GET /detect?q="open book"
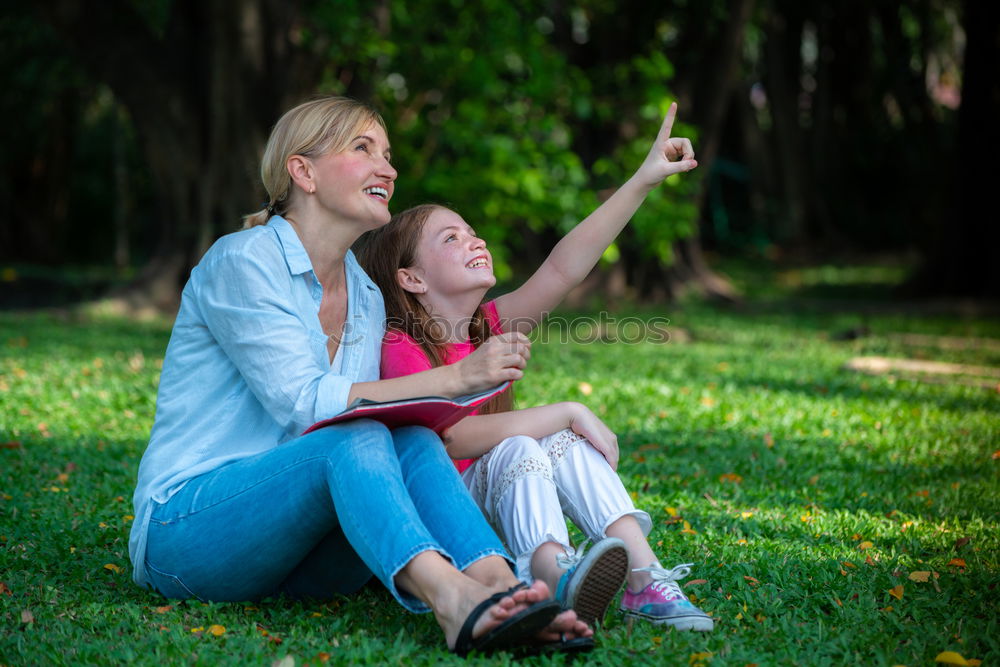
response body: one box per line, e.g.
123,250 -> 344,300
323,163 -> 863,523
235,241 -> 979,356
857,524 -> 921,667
303,381 -> 511,435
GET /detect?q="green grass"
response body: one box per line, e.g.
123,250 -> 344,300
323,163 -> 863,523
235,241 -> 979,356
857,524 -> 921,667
1,282 -> 998,665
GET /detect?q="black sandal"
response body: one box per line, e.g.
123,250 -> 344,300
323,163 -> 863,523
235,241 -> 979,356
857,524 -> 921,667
451,585 -> 561,657
518,633 -> 597,657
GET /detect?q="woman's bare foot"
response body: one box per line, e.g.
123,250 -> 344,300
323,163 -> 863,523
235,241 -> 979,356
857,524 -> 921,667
435,579 -> 548,650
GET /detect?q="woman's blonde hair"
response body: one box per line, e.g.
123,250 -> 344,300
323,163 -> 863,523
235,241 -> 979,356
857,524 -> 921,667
243,96 -> 387,228
356,204 -> 514,415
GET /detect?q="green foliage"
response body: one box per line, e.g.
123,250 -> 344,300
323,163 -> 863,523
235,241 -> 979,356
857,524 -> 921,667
2,272 -> 998,664
325,0 -> 696,279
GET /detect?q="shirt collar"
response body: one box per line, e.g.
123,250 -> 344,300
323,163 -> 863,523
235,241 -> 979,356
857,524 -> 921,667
268,216 -> 314,277
268,215 -> 380,295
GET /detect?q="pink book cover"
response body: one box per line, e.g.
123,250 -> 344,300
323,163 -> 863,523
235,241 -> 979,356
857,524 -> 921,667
302,381 -> 511,435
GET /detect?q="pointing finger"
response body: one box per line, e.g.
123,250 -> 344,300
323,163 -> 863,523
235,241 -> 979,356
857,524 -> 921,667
656,102 -> 678,143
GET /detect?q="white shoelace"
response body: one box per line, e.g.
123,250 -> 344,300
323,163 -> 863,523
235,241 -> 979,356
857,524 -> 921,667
555,538 -> 593,571
631,562 -> 693,600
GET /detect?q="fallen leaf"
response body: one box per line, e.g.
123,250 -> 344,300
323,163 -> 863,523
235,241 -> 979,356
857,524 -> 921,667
578,382 -> 593,396
842,561 -> 857,568
740,511 -> 754,519
207,624 -> 225,636
665,506 -> 679,517
1,441 -> 23,449
858,541 -> 874,550
687,579 -> 708,586
881,605 -> 893,612
191,626 -> 204,634
954,537 -> 971,550
700,396 -> 716,407
909,571 -> 933,582
315,653 -> 330,663
809,474 -> 820,485
888,585 -> 904,600
948,558 -> 967,568
764,433 -> 774,448
153,605 -> 172,614
743,575 -> 760,586
689,652 -> 712,665
865,555 -> 876,566
0,582 -> 11,596
719,472 -> 743,484
834,597 -> 843,607
935,651 -> 972,665
20,609 -> 34,624
680,520 -> 698,535
103,563 -> 122,574
839,569 -> 848,576
736,538 -> 748,545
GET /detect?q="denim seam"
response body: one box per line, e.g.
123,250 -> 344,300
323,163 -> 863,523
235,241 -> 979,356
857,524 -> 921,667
384,543 -> 448,613
152,455 -> 343,523
452,546 -> 514,574
144,558 -> 203,602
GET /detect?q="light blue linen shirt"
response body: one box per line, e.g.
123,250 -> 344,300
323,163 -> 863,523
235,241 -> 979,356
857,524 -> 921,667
129,216 -> 384,587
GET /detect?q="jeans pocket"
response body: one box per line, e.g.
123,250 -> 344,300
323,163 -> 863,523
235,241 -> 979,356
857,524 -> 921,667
145,560 -> 201,601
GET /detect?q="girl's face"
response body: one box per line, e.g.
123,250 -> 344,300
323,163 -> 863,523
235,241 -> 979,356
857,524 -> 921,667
309,122 -> 397,229
405,208 -> 496,299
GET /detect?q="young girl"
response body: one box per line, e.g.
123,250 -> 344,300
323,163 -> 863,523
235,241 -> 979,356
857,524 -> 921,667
358,104 -> 713,632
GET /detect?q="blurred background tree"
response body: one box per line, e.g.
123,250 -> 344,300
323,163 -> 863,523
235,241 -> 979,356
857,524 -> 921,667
1,0 -> 993,311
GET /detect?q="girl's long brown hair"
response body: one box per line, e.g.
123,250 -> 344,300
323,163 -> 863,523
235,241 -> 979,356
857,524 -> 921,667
357,204 -> 513,415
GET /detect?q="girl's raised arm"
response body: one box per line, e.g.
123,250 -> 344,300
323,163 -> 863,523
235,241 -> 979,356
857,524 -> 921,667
493,103 -> 696,334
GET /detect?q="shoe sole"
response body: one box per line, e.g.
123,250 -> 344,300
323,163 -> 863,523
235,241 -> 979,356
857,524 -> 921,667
622,609 -> 715,632
564,539 -> 629,628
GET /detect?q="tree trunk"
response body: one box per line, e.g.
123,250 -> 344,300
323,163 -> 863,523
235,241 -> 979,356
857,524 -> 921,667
38,0 -> 326,313
910,0 -> 1000,296
662,0 -> 754,302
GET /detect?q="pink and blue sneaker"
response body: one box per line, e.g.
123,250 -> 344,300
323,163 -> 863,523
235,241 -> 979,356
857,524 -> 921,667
620,562 -> 715,631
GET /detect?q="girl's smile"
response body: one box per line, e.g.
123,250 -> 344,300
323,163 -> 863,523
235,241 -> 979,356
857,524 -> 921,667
408,207 -> 497,298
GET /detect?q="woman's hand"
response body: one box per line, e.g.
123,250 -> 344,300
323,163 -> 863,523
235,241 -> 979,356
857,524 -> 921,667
454,332 -> 532,394
632,102 -> 697,190
566,402 -> 620,471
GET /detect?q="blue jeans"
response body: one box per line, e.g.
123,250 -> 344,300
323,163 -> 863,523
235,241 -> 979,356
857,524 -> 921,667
143,421 -> 509,612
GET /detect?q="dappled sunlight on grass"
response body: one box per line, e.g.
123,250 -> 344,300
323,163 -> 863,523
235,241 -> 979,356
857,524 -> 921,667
1,301 -> 997,664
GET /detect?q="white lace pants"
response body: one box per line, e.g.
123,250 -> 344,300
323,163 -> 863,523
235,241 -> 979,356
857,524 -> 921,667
460,428 -> 652,582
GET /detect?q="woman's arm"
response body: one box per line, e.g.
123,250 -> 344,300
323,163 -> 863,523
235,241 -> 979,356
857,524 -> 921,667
493,103 -> 696,334
443,402 -> 620,470
352,330 -> 532,404
197,247 -> 530,433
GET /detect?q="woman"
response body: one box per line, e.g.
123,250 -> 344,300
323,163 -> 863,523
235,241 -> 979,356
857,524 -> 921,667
127,96 -> 589,656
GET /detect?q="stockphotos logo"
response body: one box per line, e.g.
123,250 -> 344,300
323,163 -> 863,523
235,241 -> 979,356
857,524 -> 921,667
334,313 -> 673,346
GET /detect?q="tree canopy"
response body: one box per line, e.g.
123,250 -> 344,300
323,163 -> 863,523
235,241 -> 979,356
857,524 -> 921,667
1,0 -> 992,308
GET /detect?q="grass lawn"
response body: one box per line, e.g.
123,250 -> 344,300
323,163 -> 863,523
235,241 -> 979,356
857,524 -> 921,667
1,269 -> 998,665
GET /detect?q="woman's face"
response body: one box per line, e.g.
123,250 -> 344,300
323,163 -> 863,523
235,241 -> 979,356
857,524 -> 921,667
409,208 -> 496,298
310,122 -> 397,229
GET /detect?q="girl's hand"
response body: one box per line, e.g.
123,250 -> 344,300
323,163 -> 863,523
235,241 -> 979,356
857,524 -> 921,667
455,332 -> 531,393
633,102 -> 697,190
566,402 -> 620,471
